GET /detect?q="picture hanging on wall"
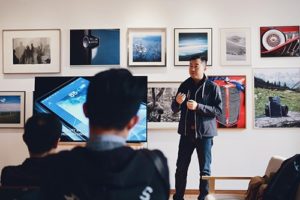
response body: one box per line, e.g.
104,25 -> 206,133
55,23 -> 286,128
208,76 -> 246,128
147,82 -> 180,128
0,91 -> 25,128
127,28 -> 166,67
260,26 -> 300,57
70,29 -> 120,66
220,28 -> 251,66
254,68 -> 300,128
2,29 -> 60,74
174,28 -> 212,66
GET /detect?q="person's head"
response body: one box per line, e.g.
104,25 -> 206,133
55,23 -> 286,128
189,55 -> 207,81
83,69 -> 145,137
23,114 -> 62,157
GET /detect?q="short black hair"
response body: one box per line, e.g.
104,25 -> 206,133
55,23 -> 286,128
85,69 -> 145,130
23,114 -> 62,154
189,55 -> 207,63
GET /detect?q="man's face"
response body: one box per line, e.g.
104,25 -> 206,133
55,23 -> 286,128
189,58 -> 206,80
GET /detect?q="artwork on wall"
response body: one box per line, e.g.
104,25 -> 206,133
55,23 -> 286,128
174,28 -> 212,66
260,26 -> 300,57
70,29 -> 120,65
208,76 -> 246,128
254,68 -> 300,128
147,82 -> 180,128
220,28 -> 251,66
0,91 -> 25,128
2,29 -> 60,73
127,28 -> 166,67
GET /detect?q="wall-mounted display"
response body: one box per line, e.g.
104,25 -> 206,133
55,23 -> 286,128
2,29 -> 60,74
220,28 -> 251,66
0,91 -> 25,128
127,28 -> 166,67
260,26 -> 300,57
254,68 -> 300,128
34,76 -> 147,142
70,29 -> 120,65
174,28 -> 212,66
209,76 -> 246,128
147,82 -> 180,128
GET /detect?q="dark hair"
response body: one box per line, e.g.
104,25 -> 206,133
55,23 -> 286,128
85,68 -> 144,130
189,55 -> 207,63
23,114 -> 62,154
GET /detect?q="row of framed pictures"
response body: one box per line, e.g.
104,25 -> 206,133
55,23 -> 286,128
2,26 -> 299,73
1,67 -> 299,129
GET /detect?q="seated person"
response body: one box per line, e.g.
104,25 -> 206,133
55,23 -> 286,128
41,69 -> 170,200
1,114 -> 62,186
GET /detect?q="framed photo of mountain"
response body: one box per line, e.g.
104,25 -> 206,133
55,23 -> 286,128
174,28 -> 212,66
220,28 -> 251,66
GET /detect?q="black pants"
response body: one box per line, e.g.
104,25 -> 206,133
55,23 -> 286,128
173,135 -> 213,200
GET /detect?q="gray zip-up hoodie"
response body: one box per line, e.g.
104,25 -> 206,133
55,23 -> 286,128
171,75 -> 222,138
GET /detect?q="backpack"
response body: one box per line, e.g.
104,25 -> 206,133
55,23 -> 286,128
42,149 -> 170,200
265,96 -> 289,117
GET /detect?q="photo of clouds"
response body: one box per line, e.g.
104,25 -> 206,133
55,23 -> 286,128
0,96 -> 21,124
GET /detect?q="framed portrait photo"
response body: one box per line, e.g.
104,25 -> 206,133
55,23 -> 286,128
174,28 -> 212,66
2,29 -> 61,74
127,28 -> 166,67
220,28 -> 251,66
253,67 -> 300,128
147,82 -> 180,129
0,91 -> 25,128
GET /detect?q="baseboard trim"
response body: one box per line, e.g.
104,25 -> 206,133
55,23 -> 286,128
170,189 -> 246,195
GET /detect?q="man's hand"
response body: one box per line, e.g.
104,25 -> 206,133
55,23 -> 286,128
187,100 -> 198,110
176,92 -> 186,105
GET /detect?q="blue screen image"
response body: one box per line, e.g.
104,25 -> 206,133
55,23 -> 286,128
37,77 -> 146,142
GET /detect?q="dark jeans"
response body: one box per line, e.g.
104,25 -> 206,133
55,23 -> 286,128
173,135 -> 213,200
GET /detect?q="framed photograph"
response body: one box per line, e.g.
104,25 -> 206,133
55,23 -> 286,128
2,29 -> 60,74
254,68 -> 300,128
127,28 -> 166,67
220,28 -> 251,65
147,82 -> 180,129
0,91 -> 25,128
208,76 -> 246,128
260,26 -> 299,57
174,28 -> 212,66
70,29 -> 120,66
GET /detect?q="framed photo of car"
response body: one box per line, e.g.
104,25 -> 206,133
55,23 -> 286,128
260,26 -> 300,57
2,29 -> 61,74
0,91 -> 25,128
220,28 -> 251,66
174,28 -> 212,66
127,28 -> 166,67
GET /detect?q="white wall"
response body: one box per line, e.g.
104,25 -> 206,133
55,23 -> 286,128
0,0 -> 299,190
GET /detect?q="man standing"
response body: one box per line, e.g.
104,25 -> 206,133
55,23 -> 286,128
172,56 -> 222,200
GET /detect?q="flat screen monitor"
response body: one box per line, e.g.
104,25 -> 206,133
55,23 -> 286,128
34,76 -> 147,143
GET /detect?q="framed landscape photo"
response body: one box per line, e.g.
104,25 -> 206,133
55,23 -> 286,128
127,28 -> 166,67
220,28 -> 251,66
2,29 -> 61,74
260,26 -> 300,57
254,68 -> 300,128
174,28 -> 212,66
208,76 -> 246,128
147,82 -> 180,129
0,91 -> 25,128
70,29 -> 120,66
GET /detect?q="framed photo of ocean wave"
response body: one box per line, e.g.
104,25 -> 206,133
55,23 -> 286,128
220,28 -> 251,66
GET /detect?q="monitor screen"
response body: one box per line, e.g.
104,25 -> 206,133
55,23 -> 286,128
34,76 -> 147,143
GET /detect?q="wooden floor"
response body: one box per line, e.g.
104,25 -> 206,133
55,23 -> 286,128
169,195 -> 198,200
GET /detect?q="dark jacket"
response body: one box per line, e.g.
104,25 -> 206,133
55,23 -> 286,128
41,146 -> 170,200
171,75 -> 222,138
1,158 -> 44,186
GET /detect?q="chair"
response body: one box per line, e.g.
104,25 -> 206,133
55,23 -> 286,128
203,155 -> 287,200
